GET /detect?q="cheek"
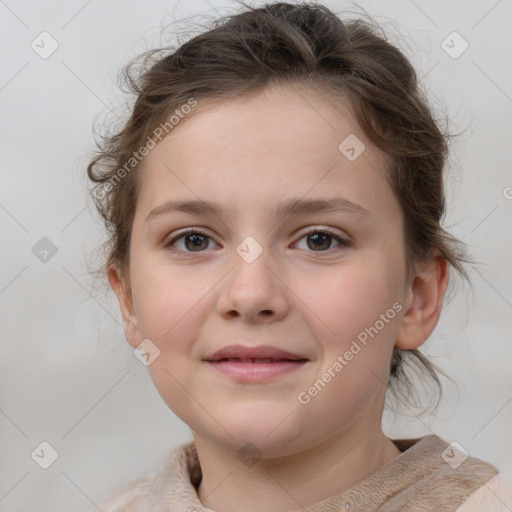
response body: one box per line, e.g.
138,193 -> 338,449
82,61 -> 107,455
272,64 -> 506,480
130,253 -> 206,339
294,269 -> 402,425
303,259 -> 402,341
130,264 -> 211,425
301,256 -> 404,395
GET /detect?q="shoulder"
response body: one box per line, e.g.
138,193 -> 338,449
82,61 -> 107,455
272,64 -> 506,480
455,474 -> 512,512
381,435 -> 501,510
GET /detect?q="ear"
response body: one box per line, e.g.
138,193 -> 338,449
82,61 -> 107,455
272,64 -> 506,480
107,265 -> 140,349
395,255 -> 449,350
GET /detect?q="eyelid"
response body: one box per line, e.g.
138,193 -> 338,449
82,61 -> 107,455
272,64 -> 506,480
163,227 -> 216,249
297,225 -> 351,241
293,226 -> 352,254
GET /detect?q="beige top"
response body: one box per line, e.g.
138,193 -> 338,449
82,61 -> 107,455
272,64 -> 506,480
92,435 -> 512,511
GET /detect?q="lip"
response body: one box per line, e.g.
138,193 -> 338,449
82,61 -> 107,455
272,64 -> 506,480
206,360 -> 308,381
203,344 -> 309,382
204,344 -> 307,362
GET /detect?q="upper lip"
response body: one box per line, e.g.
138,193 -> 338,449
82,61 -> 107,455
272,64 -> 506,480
204,344 -> 308,362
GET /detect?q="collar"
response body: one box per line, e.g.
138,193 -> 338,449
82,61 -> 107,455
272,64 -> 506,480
137,435 -> 498,512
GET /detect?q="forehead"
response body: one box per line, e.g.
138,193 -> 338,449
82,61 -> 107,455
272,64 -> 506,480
136,84 -> 398,223
152,85 -> 368,163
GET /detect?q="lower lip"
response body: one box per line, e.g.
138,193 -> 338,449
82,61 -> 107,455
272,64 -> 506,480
205,360 -> 308,381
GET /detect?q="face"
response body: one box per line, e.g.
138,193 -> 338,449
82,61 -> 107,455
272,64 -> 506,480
113,85 -> 416,457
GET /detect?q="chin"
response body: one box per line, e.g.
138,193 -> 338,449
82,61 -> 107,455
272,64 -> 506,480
202,408 -> 307,456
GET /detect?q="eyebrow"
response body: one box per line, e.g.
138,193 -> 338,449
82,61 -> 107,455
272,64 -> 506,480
145,197 -> 376,224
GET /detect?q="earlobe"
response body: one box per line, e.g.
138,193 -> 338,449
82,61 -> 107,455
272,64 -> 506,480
107,266 -> 140,348
395,256 -> 449,350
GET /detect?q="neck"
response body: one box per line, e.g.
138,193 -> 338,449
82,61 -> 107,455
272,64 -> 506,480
193,425 -> 401,512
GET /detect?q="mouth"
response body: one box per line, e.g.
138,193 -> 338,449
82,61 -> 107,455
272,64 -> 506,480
204,344 -> 307,362
210,357 -> 307,363
205,359 -> 309,381
203,345 -> 309,382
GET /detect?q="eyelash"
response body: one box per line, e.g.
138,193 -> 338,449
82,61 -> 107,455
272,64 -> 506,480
164,227 -> 352,256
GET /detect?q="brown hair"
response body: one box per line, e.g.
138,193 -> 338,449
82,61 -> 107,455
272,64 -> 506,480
86,1 -> 468,412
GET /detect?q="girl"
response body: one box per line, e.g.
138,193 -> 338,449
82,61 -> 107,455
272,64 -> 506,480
86,2 -> 511,510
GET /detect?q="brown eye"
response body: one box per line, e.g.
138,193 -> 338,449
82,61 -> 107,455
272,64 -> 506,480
295,229 -> 351,254
306,232 -> 333,251
165,230 -> 215,253
183,233 -> 210,251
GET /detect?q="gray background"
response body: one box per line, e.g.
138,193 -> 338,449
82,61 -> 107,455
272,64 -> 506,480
0,0 -> 511,510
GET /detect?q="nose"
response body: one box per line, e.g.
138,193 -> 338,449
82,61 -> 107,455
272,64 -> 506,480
216,242 -> 289,324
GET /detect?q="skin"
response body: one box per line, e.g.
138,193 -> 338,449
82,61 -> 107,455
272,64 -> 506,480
108,84 -> 448,512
